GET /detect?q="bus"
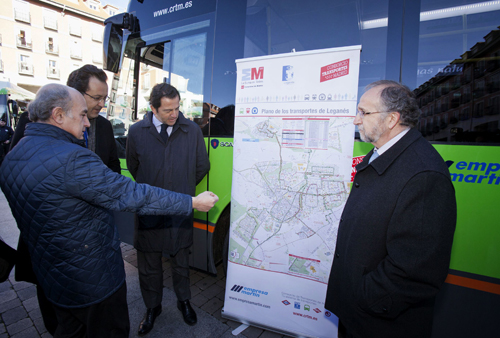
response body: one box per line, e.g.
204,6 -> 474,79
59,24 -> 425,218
102,1 -> 499,337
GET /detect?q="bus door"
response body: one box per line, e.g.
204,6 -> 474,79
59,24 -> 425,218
109,23 -> 217,272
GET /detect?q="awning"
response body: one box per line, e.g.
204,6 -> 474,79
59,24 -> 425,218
0,81 -> 36,101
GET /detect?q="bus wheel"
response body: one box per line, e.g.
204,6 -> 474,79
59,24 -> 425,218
212,205 -> 230,275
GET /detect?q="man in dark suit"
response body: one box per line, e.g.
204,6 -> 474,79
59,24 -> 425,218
325,80 -> 457,338
126,83 -> 210,336
67,64 -> 121,173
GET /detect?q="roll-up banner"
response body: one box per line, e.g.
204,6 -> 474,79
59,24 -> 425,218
223,46 -> 361,337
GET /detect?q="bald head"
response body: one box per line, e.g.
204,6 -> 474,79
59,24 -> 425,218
29,84 -> 76,122
28,83 -> 89,139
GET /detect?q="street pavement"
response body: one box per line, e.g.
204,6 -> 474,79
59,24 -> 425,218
0,191 -> 290,338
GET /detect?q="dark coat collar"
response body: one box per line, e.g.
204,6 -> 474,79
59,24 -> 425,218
356,128 -> 421,175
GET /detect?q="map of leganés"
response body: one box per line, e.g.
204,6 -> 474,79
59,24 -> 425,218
229,116 -> 355,283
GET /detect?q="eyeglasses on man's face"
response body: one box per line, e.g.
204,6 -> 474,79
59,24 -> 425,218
83,92 -> 109,103
356,109 -> 385,119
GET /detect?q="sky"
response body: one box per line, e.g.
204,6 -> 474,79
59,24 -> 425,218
101,0 -> 130,11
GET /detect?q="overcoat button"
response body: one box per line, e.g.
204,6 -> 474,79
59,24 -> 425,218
355,183 -> 360,188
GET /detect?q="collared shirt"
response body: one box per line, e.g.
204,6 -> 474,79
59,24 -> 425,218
152,114 -> 173,136
374,127 -> 410,155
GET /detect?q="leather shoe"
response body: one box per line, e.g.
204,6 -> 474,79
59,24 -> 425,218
138,304 -> 162,336
177,300 -> 197,326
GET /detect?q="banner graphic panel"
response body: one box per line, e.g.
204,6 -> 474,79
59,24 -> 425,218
223,46 -> 361,337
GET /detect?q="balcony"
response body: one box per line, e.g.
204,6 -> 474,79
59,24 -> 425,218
70,50 -> 82,60
18,62 -> 34,75
16,37 -> 32,50
46,42 -> 59,55
44,17 -> 58,31
92,30 -> 103,42
92,54 -> 102,64
47,67 -> 60,79
14,8 -> 30,23
69,25 -> 82,37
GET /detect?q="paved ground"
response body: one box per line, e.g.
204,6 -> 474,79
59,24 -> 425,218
0,191 -> 292,338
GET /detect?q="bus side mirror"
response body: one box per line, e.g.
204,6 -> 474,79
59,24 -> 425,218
103,13 -> 140,73
103,23 -> 123,73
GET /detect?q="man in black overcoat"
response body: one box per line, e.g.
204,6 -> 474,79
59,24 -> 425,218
67,65 -> 121,173
325,80 -> 457,338
126,83 -> 210,335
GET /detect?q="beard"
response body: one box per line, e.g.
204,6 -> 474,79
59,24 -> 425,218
358,120 -> 386,144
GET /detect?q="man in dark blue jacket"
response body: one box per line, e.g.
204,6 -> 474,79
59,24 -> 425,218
0,83 -> 218,338
126,83 -> 210,335
325,80 -> 456,338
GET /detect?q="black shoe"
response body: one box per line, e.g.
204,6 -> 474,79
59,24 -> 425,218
177,300 -> 197,326
138,304 -> 162,336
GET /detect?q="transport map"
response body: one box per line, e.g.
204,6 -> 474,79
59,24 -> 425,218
229,116 -> 354,283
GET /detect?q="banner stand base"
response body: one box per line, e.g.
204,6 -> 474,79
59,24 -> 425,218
221,308 -> 311,337
232,324 -> 249,336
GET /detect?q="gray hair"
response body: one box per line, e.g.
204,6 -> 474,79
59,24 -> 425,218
28,84 -> 73,122
367,80 -> 420,128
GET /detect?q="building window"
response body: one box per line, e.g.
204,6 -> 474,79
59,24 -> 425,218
69,17 -> 82,37
43,9 -> 58,30
92,48 -> 102,64
70,40 -> 82,59
14,0 -> 30,23
16,29 -> 32,49
47,60 -> 60,79
46,36 -> 59,55
91,24 -> 103,42
18,54 -> 33,75
143,73 -> 150,90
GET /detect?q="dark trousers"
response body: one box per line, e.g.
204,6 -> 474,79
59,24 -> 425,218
52,282 -> 130,338
137,247 -> 191,309
36,286 -> 58,335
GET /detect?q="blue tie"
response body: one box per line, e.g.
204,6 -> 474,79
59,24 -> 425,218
369,150 -> 379,164
83,129 -> 88,148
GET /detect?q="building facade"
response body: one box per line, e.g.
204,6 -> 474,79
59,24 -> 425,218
0,0 -> 120,95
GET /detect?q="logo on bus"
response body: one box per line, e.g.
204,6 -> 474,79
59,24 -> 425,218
242,67 -> 264,81
447,160 -> 500,185
211,139 -> 233,149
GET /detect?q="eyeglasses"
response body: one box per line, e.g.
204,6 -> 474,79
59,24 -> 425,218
83,92 -> 109,103
356,110 -> 385,119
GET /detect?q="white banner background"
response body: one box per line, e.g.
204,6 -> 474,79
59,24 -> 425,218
223,46 -> 361,337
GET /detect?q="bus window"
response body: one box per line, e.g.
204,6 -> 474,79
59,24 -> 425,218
109,31 -> 209,151
415,0 -> 500,144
